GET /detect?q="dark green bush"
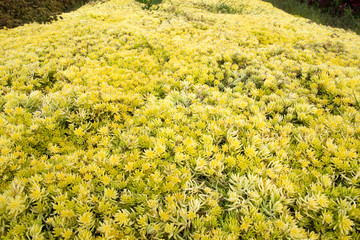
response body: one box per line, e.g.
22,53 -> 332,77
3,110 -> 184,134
135,0 -> 162,10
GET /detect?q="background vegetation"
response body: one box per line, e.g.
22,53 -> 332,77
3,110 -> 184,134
302,0 -> 360,15
135,0 -> 162,10
0,0 -> 88,28
264,0 -> 360,34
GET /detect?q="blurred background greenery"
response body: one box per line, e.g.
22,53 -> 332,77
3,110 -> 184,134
0,0 -> 89,28
263,0 -> 360,34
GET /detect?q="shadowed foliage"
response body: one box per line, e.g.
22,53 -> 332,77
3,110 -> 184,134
263,0 -> 360,34
135,0 -> 162,10
0,0 -> 89,29
302,0 -> 360,15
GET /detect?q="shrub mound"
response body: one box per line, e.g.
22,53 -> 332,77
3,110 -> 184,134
0,0 -> 360,239
0,0 -> 86,28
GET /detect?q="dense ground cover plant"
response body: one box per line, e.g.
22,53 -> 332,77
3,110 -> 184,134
196,0 -> 247,14
0,0 -> 360,239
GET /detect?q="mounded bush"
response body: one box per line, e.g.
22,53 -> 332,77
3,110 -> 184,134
0,0 -> 360,239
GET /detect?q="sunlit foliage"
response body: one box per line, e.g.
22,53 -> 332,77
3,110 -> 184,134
0,0 -> 360,239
